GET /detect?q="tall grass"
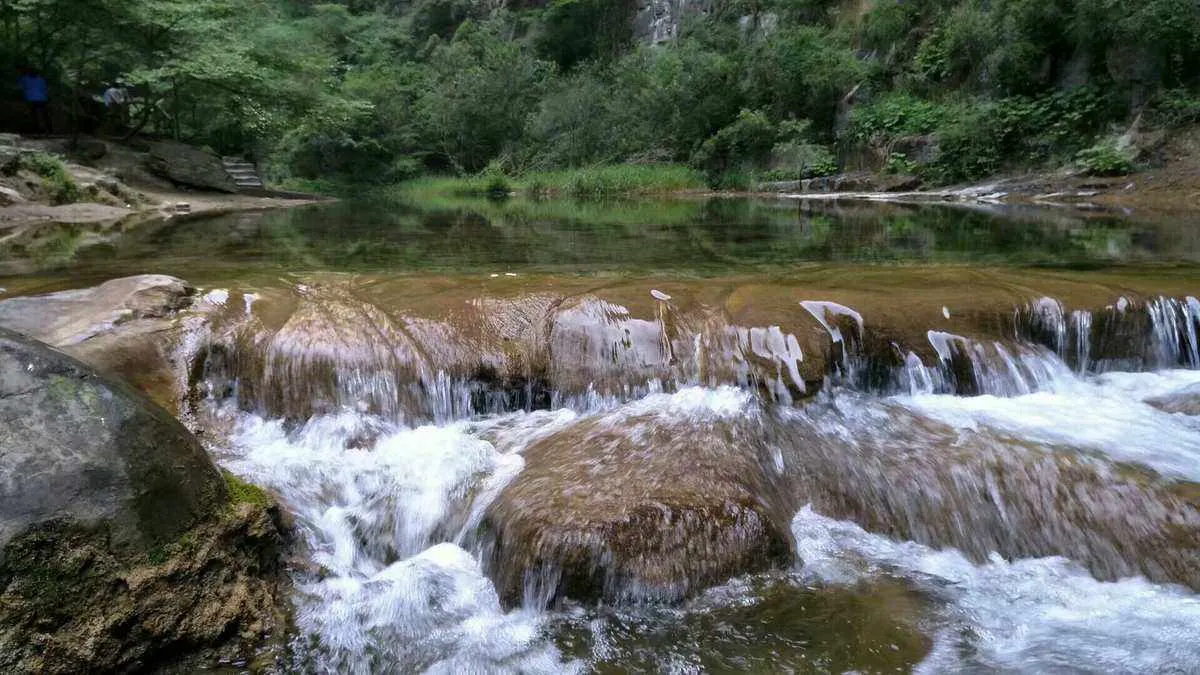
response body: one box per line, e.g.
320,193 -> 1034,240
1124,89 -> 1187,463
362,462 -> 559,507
399,163 -> 705,200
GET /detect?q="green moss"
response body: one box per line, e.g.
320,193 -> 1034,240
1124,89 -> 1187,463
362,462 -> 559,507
222,470 -> 273,510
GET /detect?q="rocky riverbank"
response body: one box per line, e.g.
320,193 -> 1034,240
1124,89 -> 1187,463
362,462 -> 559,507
0,134 -> 324,275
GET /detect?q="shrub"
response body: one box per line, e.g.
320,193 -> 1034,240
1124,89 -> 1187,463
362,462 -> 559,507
770,141 -> 839,178
1150,89 -> 1200,127
693,109 -> 778,175
20,153 -> 82,205
883,152 -> 920,175
1076,142 -> 1135,176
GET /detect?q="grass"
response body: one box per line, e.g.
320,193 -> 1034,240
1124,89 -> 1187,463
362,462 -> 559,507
17,152 -> 82,205
399,163 -> 706,200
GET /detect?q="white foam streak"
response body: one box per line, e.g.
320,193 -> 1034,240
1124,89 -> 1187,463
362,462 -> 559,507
897,370 -> 1200,480
792,506 -> 1200,673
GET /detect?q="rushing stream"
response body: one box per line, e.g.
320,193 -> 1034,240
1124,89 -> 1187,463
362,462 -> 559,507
5,196 -> 1200,672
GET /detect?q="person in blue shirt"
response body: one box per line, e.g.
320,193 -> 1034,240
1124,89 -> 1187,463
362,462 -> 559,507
16,67 -> 51,134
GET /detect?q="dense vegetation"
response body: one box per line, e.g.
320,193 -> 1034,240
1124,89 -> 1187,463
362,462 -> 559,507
6,0 -> 1200,188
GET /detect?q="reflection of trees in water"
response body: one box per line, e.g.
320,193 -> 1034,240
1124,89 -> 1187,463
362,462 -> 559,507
235,199 -> 1172,269
13,197 -> 1188,278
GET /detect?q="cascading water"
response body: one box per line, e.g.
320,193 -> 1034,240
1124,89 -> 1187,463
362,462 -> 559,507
188,284 -> 1200,672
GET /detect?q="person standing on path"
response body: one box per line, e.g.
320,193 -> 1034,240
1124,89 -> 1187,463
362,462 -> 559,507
16,67 -> 51,134
103,83 -> 129,129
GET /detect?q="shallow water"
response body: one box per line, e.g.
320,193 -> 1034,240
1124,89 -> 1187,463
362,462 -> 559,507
5,195 -> 1200,672
4,195 -> 1200,285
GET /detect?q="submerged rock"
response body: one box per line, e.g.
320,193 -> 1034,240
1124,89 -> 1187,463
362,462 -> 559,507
1147,384 -> 1200,415
0,329 -> 287,673
484,396 -> 792,607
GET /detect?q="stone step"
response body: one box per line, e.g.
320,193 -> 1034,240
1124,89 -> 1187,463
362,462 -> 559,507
234,179 -> 264,187
226,168 -> 259,178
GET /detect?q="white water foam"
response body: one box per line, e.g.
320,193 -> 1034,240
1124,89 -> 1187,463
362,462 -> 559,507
896,369 -> 1200,481
212,386 -> 758,672
214,409 -> 576,672
792,506 -> 1200,673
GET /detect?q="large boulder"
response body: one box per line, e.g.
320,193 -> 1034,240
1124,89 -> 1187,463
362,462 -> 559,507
0,275 -> 196,411
483,393 -> 792,607
0,328 -> 287,673
146,141 -> 237,193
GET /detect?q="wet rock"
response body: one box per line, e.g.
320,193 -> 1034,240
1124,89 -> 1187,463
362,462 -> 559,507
0,185 -> 24,206
877,173 -> 923,192
484,400 -> 792,607
775,398 -> 1200,591
1147,384 -> 1200,415
0,274 -> 193,346
0,275 -> 196,411
146,141 -> 237,193
0,329 -> 288,673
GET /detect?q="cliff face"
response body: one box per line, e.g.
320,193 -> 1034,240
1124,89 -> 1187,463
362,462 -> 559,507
633,0 -> 713,43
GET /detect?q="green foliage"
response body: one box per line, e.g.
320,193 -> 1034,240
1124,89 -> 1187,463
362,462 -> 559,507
768,140 -> 839,179
845,86 -> 1115,182
12,0 -> 1200,188
400,164 -> 704,199
1150,89 -> 1200,127
883,153 -> 919,175
416,20 -> 554,172
20,153 -> 82,205
844,94 -> 949,144
742,26 -> 866,131
534,0 -> 638,70
1076,142 -> 1135,176
694,109 -> 779,176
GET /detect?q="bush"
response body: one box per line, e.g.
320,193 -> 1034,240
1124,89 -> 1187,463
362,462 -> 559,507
769,140 -> 839,178
883,152 -> 920,175
20,153 -> 82,205
693,109 -> 778,175
1150,89 -> 1200,127
1076,142 -> 1135,176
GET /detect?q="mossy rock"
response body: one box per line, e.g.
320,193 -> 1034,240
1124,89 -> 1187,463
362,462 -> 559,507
0,328 -> 289,673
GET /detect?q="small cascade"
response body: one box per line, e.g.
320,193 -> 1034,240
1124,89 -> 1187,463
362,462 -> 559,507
1146,295 -> 1200,369
1069,309 -> 1092,374
182,278 -> 1200,673
185,282 -> 1200,426
1014,294 -> 1200,374
1026,297 -> 1068,355
800,300 -> 864,373
904,331 -> 1072,397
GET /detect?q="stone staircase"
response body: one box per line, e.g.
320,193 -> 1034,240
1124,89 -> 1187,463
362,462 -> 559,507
222,156 -> 263,190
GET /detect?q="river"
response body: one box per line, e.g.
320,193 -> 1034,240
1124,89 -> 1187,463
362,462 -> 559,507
3,195 -> 1199,672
